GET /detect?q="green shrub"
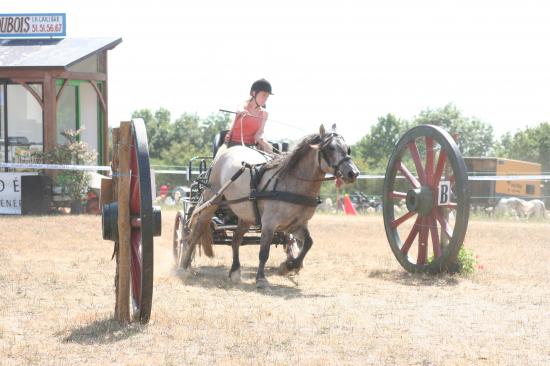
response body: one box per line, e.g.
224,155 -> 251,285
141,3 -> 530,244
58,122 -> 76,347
454,246 -> 477,274
34,128 -> 97,212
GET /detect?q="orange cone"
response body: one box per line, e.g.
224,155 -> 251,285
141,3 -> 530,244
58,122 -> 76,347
343,194 -> 357,215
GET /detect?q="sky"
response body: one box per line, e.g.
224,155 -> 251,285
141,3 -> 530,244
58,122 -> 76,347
5,0 -> 550,144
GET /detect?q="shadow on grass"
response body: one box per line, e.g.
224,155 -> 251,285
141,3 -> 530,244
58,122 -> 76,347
175,264 -> 331,299
368,269 -> 460,287
58,317 -> 144,345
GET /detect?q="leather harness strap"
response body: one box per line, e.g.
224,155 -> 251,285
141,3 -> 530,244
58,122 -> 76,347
221,162 -> 320,225
219,133 -> 351,225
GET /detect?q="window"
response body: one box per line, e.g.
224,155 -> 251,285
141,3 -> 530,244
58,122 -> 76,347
56,84 -> 77,144
55,80 -> 103,163
6,84 -> 43,163
79,82 -> 99,154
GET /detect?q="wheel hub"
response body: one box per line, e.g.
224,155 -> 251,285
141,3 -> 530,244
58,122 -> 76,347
406,186 -> 434,216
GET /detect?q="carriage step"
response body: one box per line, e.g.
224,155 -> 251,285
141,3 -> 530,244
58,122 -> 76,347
212,224 -> 238,230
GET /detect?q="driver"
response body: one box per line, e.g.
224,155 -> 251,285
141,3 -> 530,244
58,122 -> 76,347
221,79 -> 274,155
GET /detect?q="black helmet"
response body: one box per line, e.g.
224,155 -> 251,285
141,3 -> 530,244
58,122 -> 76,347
250,79 -> 273,96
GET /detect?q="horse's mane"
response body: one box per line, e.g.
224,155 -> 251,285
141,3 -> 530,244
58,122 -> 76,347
265,133 -> 321,177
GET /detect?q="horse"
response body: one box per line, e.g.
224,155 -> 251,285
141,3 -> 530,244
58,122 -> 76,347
517,199 -> 547,219
495,197 -> 547,219
179,125 -> 360,288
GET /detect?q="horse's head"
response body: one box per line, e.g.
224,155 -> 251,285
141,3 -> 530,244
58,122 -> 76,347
311,124 -> 360,183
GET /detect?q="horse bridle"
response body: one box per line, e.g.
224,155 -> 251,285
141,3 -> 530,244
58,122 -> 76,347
317,133 -> 352,178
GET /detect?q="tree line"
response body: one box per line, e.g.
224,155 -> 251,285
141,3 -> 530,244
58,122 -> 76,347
131,104 -> 549,196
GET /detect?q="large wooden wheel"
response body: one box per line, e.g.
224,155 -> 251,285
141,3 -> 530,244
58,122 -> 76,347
102,119 -> 161,324
382,125 -> 470,273
173,210 -> 194,266
128,118 -> 159,322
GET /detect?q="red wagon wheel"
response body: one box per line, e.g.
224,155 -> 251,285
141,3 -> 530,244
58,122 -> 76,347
128,118 -> 160,322
382,125 -> 470,273
102,119 -> 161,324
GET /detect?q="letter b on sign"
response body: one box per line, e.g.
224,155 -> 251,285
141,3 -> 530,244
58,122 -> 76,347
438,181 -> 451,205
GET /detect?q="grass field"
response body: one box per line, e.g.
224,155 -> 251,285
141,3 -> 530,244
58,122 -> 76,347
1,212 -> 549,365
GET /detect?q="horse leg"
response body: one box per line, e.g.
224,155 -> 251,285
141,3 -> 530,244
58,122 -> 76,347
279,231 -> 304,276
284,227 -> 313,272
229,220 -> 248,283
256,226 -> 275,289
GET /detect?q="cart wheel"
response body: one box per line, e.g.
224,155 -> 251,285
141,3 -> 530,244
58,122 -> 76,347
173,210 -> 194,267
382,125 -> 470,273
128,118 -> 156,322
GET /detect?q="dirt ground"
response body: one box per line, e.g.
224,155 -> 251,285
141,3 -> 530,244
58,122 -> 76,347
0,212 -> 549,365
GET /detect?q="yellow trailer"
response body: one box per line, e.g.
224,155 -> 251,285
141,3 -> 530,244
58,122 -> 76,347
465,157 -> 542,205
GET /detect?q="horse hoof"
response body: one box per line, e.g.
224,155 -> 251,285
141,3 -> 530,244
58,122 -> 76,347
229,269 -> 241,283
278,262 -> 291,276
176,267 -> 194,279
256,278 -> 271,290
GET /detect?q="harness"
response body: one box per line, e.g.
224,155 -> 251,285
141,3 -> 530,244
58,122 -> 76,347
214,133 -> 351,225
317,133 -> 353,178
223,162 -> 321,225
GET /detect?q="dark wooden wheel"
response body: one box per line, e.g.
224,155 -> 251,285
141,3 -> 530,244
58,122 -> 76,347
128,118 -> 157,322
382,125 -> 470,273
173,210 -> 192,266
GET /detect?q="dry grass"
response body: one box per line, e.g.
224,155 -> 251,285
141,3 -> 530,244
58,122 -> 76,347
0,212 -> 549,365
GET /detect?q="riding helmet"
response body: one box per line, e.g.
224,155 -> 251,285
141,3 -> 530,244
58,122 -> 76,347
250,79 -> 274,95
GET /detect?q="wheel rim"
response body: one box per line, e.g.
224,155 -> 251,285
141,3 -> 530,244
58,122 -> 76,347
382,125 -> 470,273
173,211 -> 184,264
129,119 -> 154,323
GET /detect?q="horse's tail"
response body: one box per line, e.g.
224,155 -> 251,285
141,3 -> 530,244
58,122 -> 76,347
189,208 -> 215,258
198,221 -> 215,257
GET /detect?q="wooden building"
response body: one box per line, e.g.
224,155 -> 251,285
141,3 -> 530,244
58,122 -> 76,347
0,37 -> 122,165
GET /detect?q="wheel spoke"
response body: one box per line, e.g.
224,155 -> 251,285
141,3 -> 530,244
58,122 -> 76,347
429,216 -> 442,258
397,161 -> 420,188
391,211 -> 416,228
130,144 -> 141,214
389,191 -> 407,199
130,230 -> 142,305
408,142 -> 427,185
433,150 -> 447,187
401,216 -> 421,255
417,216 -> 429,265
433,208 -> 453,239
439,202 -> 457,209
425,137 -> 434,186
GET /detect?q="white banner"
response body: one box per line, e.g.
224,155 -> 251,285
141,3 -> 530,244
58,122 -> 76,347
0,173 -> 38,215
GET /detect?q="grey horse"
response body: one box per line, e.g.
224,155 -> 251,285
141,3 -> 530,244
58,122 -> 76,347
180,125 -> 359,288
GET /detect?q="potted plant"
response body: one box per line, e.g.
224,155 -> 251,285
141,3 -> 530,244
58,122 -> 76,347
35,128 -> 97,214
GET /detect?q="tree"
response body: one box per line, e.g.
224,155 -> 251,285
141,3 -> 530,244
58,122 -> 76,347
353,113 -> 408,170
413,103 -> 494,157
132,107 -> 172,159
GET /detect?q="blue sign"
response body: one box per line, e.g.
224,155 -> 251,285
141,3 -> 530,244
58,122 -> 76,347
0,13 -> 66,38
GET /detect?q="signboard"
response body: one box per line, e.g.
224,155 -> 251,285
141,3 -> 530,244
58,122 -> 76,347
438,180 -> 451,206
0,13 -> 66,38
495,158 -> 542,198
0,173 -> 37,215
